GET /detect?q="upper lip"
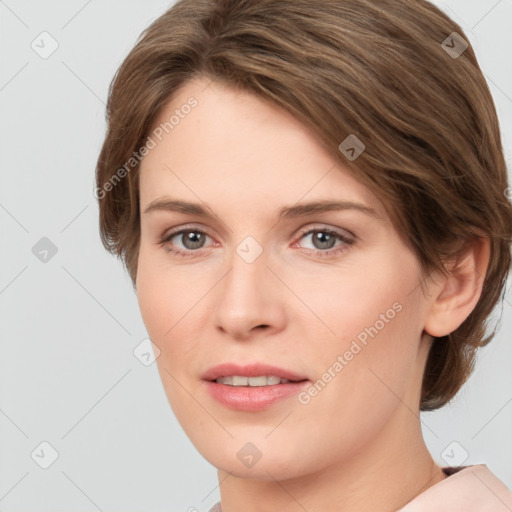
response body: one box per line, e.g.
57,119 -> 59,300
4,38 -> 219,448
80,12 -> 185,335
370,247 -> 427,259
202,363 -> 309,382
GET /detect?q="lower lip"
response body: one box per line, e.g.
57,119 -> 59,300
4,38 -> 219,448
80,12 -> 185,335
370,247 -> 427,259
204,380 -> 310,411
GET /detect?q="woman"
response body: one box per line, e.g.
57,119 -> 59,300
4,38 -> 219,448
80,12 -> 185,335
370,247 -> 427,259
95,0 -> 512,510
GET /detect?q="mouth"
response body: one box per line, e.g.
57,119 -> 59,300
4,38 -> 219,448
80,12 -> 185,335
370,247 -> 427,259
213,375 -> 307,386
202,362 -> 310,411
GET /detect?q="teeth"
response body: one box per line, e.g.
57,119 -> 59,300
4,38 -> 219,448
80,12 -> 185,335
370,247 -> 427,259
265,375 -> 281,385
215,375 -> 292,386
232,376 -> 248,386
248,376 -> 266,386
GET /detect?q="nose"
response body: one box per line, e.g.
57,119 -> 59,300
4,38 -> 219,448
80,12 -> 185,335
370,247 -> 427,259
213,241 -> 287,340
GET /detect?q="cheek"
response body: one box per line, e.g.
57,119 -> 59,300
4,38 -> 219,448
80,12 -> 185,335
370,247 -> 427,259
136,260 -> 167,340
135,246 -> 185,357
136,254 -> 201,417
136,243 -> 187,333
136,247 -> 207,371
290,251 -> 424,409
288,252 -> 418,349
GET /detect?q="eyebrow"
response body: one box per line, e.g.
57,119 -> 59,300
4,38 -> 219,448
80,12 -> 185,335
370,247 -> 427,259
143,197 -> 381,220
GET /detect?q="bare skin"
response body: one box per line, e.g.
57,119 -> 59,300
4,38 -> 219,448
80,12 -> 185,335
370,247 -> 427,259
135,76 -> 489,512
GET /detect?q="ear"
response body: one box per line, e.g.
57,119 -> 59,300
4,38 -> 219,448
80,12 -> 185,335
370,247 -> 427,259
423,232 -> 490,338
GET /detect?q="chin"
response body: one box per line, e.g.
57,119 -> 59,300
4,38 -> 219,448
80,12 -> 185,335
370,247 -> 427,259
186,430 -> 318,481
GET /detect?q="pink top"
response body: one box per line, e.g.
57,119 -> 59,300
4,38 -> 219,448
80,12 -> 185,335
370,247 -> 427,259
208,465 -> 512,511
399,465 -> 512,511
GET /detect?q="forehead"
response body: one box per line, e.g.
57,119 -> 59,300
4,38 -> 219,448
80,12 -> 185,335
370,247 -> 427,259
139,77 -> 385,219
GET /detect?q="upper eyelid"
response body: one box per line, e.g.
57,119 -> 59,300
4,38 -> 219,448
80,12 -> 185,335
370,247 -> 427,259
297,224 -> 355,239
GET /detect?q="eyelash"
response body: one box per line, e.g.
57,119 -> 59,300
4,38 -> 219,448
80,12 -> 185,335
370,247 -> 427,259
158,225 -> 355,259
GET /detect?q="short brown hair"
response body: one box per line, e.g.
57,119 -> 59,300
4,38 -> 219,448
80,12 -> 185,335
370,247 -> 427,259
96,0 -> 512,410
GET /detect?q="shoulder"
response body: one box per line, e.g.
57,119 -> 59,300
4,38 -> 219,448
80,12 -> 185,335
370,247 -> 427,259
399,464 -> 512,511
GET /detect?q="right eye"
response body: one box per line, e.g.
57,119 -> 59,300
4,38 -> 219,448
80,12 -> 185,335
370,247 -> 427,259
159,227 -> 215,257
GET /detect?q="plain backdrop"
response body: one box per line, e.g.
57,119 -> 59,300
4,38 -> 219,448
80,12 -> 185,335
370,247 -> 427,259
0,1 -> 511,511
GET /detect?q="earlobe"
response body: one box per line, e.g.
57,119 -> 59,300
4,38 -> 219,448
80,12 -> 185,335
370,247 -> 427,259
423,233 -> 490,338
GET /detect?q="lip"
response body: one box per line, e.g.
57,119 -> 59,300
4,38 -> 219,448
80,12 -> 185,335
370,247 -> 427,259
201,362 -> 310,412
201,362 -> 308,382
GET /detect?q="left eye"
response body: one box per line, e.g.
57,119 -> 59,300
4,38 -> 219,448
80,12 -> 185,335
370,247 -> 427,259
298,228 -> 350,251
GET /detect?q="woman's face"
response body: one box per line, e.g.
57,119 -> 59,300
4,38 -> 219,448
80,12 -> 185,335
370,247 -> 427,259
136,76 -> 439,479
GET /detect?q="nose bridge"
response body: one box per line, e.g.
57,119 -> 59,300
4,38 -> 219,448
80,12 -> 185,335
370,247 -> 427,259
223,235 -> 269,304
214,233 -> 284,336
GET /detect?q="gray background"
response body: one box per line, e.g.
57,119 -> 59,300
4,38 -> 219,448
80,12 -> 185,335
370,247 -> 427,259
0,1 -> 511,511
